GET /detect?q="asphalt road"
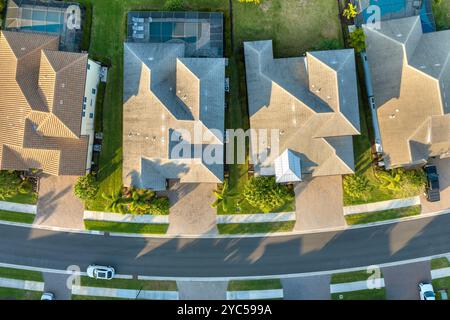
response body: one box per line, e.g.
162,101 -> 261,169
1,212 -> 449,278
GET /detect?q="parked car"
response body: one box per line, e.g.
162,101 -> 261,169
419,282 -> 436,300
424,165 -> 440,202
86,265 -> 115,280
40,292 -> 55,300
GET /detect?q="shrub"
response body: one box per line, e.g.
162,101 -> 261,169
349,28 -> 366,53
238,0 -> 261,4
18,180 -> 33,194
0,171 -> 22,200
343,174 -> 371,200
148,197 -> 170,215
74,174 -> 99,201
315,39 -> 342,51
243,176 -> 293,213
163,0 -> 185,11
0,0 -> 5,14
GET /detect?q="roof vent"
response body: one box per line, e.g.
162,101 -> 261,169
60,100 -> 64,105
61,83 -> 65,88
148,57 -> 154,61
396,33 -> 402,37
389,114 -> 396,119
21,47 -> 26,51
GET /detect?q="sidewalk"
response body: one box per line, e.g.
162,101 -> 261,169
0,201 -> 36,214
0,277 -> 44,291
84,211 -> 169,224
226,289 -> 283,300
330,279 -> 385,294
217,212 -> 295,224
72,285 -> 179,300
343,197 -> 421,215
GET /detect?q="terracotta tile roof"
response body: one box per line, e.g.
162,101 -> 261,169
0,31 -> 89,176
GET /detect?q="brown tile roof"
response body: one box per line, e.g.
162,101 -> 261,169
0,31 -> 89,176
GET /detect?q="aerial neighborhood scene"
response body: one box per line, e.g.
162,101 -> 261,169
0,0 -> 449,305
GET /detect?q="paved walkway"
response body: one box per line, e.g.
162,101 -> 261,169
84,211 -> 169,224
421,157 -> 450,214
177,280 -> 228,300
282,275 -> 331,300
294,175 -> 346,231
72,285 -> 178,300
0,201 -> 36,214
431,267 -> 450,279
217,212 -> 295,224
0,277 -> 44,291
330,279 -> 385,293
165,183 -> 218,235
344,196 -> 420,215
227,289 -> 283,300
382,261 -> 431,300
43,273 -> 71,300
35,175 -> 84,229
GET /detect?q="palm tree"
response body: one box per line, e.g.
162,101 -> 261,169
210,180 -> 239,212
377,170 -> 402,191
102,191 -> 126,213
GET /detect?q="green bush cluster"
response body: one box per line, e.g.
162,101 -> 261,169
243,176 -> 294,213
163,0 -> 185,11
375,168 -> 426,197
343,174 -> 372,201
0,171 -> 34,201
0,0 -> 5,14
102,187 -> 169,215
74,174 -> 99,201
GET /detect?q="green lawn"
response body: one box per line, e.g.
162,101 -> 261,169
431,257 -> 450,270
228,279 -> 282,291
432,277 -> 450,300
3,192 -> 38,205
0,287 -> 42,300
332,288 -> 386,300
331,269 -> 383,284
0,267 -> 43,282
345,205 -> 421,226
0,210 -> 35,224
84,220 -> 168,234
80,276 -> 177,291
432,0 -> 450,30
218,221 -> 295,234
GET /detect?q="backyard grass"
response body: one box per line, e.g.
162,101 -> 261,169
228,279 -> 282,291
431,257 -> 450,270
432,277 -> 450,300
432,0 -> 450,30
84,220 -> 168,234
345,205 -> 421,226
0,287 -> 42,300
331,288 -> 386,300
0,210 -> 35,224
331,269 -> 383,284
80,276 -> 177,291
218,221 -> 295,234
0,267 -> 44,282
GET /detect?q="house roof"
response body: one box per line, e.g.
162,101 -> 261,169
123,42 -> 225,190
0,31 -> 88,175
363,16 -> 450,168
274,149 -> 302,183
244,40 -> 360,178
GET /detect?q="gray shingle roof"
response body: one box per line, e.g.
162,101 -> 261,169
123,42 -> 225,190
363,16 -> 450,168
244,40 -> 360,178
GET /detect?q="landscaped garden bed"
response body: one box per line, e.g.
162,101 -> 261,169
0,170 -> 38,205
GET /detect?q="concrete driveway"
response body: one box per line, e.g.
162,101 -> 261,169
177,281 -> 227,300
382,261 -> 431,300
43,273 -> 72,300
282,275 -> 331,300
34,175 -> 84,229
163,183 -> 218,235
294,175 -> 346,231
421,157 -> 450,214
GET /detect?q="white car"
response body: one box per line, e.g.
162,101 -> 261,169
419,282 -> 436,300
40,292 -> 55,300
87,265 -> 115,280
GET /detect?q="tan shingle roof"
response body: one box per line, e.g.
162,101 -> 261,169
0,31 -> 89,176
363,16 -> 450,168
244,40 -> 360,177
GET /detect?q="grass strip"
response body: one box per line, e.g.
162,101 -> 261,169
0,210 -> 35,224
84,220 -> 168,234
332,288 -> 386,300
228,279 -> 282,291
331,269 -> 382,284
218,221 -> 295,234
0,287 -> 42,300
431,258 -> 450,270
80,276 -> 177,291
345,205 -> 421,225
0,267 -> 43,282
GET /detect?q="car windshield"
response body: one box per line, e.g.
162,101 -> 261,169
424,291 -> 435,298
97,270 -> 107,278
107,271 -> 112,278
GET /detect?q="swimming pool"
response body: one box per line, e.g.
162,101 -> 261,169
20,24 -> 63,34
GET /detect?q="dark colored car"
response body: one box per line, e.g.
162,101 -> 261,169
424,165 -> 440,202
